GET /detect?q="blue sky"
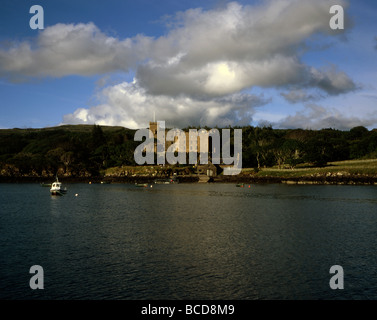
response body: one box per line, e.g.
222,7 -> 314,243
0,0 -> 376,130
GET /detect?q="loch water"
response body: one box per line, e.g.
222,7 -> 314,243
1,183 -> 377,300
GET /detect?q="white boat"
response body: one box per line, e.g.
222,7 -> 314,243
50,177 -> 67,196
154,177 -> 178,184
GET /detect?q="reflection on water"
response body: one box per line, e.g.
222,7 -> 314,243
0,183 -> 377,299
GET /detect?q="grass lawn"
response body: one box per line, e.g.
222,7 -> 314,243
243,159 -> 377,178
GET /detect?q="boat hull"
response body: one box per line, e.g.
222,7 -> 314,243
41,183 -> 51,187
135,183 -> 148,187
50,189 -> 67,196
154,178 -> 178,184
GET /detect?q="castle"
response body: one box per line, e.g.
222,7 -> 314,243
144,121 -> 241,176
149,121 -> 202,154
149,121 -> 218,177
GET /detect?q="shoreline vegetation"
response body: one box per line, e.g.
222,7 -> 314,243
1,124 -> 377,185
1,159 -> 377,185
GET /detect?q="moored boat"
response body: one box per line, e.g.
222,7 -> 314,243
236,183 -> 251,188
154,177 -> 177,184
135,183 -> 148,188
50,177 -> 67,195
41,183 -> 51,187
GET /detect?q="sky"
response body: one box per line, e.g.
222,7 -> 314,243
0,0 -> 376,130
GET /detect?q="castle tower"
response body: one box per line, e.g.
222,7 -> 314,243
149,121 -> 158,137
149,121 -> 158,153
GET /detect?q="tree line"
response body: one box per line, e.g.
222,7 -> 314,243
0,125 -> 137,177
0,124 -> 376,178
241,125 -> 377,169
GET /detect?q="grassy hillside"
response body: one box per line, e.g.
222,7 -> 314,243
246,159 -> 377,178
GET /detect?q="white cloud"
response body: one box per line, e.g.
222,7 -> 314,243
136,0 -> 355,98
0,23 -> 152,80
309,66 -> 358,95
63,80 -> 268,128
1,0 -> 354,95
280,65 -> 359,103
137,55 -> 311,98
1,0 -> 361,129
281,89 -> 322,103
276,104 -> 377,130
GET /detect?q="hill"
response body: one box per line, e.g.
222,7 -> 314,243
0,124 -> 137,180
0,124 -> 377,183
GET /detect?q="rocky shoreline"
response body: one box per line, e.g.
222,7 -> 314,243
1,172 -> 377,185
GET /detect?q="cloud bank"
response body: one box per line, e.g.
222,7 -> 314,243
1,0 -> 362,129
0,23 -> 152,80
276,104 -> 377,130
63,80 -> 269,129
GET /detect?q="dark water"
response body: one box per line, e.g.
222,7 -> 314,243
1,183 -> 377,300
